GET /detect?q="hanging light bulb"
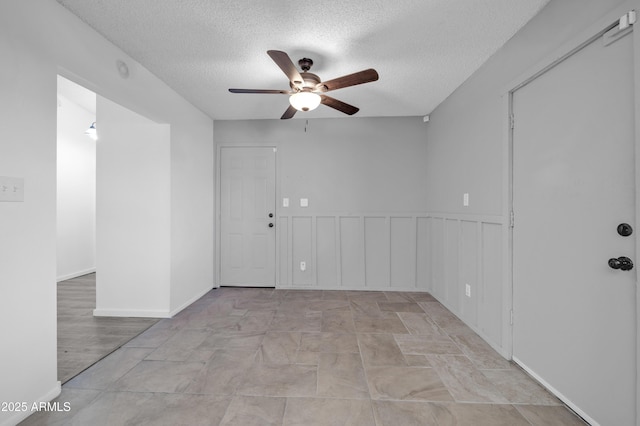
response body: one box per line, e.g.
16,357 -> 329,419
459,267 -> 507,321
84,122 -> 97,140
289,92 -> 321,112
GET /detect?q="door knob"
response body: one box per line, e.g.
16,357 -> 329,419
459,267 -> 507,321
608,256 -> 634,271
268,223 -> 274,228
617,223 -> 633,237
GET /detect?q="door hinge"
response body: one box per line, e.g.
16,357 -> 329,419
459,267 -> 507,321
510,114 -> 515,129
510,211 -> 515,228
619,10 -> 637,30
510,309 -> 514,325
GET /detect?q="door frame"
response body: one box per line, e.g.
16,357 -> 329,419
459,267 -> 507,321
215,144 -> 279,287
503,1 -> 640,424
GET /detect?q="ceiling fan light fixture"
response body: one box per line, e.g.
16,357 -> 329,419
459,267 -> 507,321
289,92 -> 321,112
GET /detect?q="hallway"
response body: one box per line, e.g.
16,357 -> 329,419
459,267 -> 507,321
25,287 -> 585,425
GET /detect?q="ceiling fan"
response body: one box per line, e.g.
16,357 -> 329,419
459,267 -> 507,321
229,50 -> 379,120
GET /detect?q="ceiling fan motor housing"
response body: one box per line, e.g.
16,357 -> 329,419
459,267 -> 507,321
290,71 -> 323,92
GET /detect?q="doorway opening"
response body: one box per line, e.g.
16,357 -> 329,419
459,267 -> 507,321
55,76 -> 158,383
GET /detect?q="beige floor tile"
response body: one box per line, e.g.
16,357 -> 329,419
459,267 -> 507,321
322,290 -> 350,301
186,349 -> 256,395
295,350 -> 320,365
281,290 -> 325,301
110,360 -> 205,393
383,291 -> 415,302
307,299 -> 351,312
515,404 -> 588,425
145,329 -> 210,361
18,388 -> 102,426
198,331 -> 265,351
426,355 -> 509,403
366,366 -> 454,402
283,398 -> 375,426
353,312 -> 409,333
69,391 -> 231,426
349,300 -> 383,316
394,333 -> 463,355
237,363 -> 317,397
258,331 -> 301,364
357,333 -> 407,367
377,301 -> 425,313
404,354 -> 431,367
321,311 -> 356,333
65,347 -> 152,390
430,402 -> 530,426
299,332 -> 359,353
219,395 -> 286,426
347,291 -> 390,302
269,312 -> 323,332
317,353 -> 369,399
481,368 -> 561,405
372,400 -> 439,426
397,312 -> 445,336
405,292 -> 438,303
448,332 -> 512,369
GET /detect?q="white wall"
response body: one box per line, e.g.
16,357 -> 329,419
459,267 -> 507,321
422,0 -> 630,375
56,90 -> 96,281
0,2 -> 214,424
95,96 -> 171,317
215,116 -> 430,290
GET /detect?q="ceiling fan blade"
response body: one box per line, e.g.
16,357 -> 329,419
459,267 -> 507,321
281,105 -> 297,120
320,95 -> 359,115
320,69 -> 379,92
267,50 -> 304,86
229,88 -> 292,94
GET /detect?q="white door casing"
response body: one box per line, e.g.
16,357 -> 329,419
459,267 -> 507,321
510,11 -> 637,426
219,146 -> 276,287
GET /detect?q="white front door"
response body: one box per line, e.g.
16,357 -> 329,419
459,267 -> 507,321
512,20 -> 637,426
220,147 -> 276,287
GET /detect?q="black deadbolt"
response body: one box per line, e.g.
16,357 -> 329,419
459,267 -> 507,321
617,223 -> 633,237
269,213 -> 274,218
609,256 -> 634,271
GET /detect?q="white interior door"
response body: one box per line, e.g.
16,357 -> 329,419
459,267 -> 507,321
220,146 -> 276,287
512,23 -> 637,426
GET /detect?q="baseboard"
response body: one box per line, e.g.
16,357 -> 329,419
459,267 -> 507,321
1,381 -> 61,426
56,268 -> 96,282
513,357 -> 598,426
277,284 -> 430,292
168,285 -> 215,318
93,308 -> 170,318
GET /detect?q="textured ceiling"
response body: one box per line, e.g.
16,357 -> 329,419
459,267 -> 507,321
56,0 -> 549,120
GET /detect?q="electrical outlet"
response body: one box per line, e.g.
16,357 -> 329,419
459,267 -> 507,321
300,261 -> 306,271
463,193 -> 469,207
465,284 -> 471,298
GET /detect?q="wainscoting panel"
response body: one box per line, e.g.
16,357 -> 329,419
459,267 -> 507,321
364,217 -> 389,289
292,217 -> 313,286
390,217 -> 415,288
416,217 -> 430,289
316,216 -> 338,288
275,211 -> 508,355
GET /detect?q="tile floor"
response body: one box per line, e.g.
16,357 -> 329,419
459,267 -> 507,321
22,287 -> 587,425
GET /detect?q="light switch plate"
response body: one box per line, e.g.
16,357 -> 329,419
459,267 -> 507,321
300,198 -> 309,207
463,193 -> 469,207
0,176 -> 24,202
283,198 -> 289,207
